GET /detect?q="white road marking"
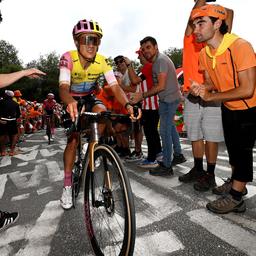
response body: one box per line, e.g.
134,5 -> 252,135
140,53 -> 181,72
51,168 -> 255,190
130,180 -> 182,228
19,145 -> 40,152
46,161 -> 63,182
15,200 -> 64,256
135,231 -> 184,255
9,164 -> 45,189
37,186 -> 53,195
0,174 -> 7,199
0,244 -> 14,255
13,150 -> 38,161
11,193 -> 30,201
40,149 -> 63,157
0,155 -> 11,167
187,209 -> 256,256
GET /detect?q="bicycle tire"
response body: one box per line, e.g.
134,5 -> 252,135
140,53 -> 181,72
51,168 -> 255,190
84,144 -> 136,256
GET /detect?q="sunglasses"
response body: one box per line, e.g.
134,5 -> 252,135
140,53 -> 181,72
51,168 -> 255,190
115,59 -> 125,65
79,35 -> 100,46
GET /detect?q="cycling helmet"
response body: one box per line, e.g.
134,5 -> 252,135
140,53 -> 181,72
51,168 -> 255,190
72,19 -> 103,38
47,93 -> 54,98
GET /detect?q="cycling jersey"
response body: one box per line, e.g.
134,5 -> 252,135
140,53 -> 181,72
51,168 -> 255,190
59,50 -> 117,96
43,99 -> 56,111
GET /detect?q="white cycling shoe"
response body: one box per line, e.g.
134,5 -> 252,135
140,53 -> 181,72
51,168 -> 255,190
60,186 -> 73,210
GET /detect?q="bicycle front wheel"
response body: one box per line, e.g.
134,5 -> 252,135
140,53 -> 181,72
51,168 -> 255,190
84,144 -> 136,256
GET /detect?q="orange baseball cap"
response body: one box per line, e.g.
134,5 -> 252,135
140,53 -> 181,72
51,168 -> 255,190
190,4 -> 227,21
14,90 -> 22,97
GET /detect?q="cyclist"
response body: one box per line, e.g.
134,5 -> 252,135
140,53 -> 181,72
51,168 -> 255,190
42,93 -> 57,136
59,19 -> 136,209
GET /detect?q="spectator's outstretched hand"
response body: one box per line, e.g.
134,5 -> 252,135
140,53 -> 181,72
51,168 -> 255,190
24,68 -> 46,79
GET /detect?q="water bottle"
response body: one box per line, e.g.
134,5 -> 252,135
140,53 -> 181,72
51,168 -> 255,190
82,142 -> 89,155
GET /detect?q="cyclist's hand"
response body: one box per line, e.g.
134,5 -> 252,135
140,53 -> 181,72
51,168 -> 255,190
126,105 -> 141,121
66,100 -> 78,122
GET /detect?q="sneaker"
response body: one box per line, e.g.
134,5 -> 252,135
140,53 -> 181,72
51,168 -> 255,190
212,178 -> 248,196
138,159 -> 159,168
206,194 -> 246,214
172,154 -> 186,166
119,148 -> 131,158
156,152 -> 163,162
60,186 -> 73,210
125,150 -> 143,162
0,211 -> 19,232
178,167 -> 205,183
149,163 -> 173,176
194,172 -> 216,192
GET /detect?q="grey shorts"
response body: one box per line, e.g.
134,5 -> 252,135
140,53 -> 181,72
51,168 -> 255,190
183,94 -> 224,142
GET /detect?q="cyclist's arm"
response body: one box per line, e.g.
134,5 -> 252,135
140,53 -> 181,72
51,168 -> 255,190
59,83 -> 77,122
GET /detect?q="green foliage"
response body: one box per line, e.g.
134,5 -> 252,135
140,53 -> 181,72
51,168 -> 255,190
25,52 -> 60,102
0,40 -> 22,71
0,41 -> 60,102
164,47 -> 183,68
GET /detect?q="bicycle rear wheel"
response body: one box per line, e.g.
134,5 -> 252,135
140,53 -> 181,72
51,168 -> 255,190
84,144 -> 136,256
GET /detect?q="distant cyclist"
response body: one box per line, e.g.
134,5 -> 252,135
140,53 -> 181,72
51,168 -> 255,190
42,93 -> 57,136
58,19 -> 137,209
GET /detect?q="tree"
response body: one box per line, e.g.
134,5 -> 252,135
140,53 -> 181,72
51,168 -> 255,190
25,52 -> 60,102
164,47 -> 183,68
0,40 -> 22,71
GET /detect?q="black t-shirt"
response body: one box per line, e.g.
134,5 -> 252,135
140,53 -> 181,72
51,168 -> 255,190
0,97 -> 21,119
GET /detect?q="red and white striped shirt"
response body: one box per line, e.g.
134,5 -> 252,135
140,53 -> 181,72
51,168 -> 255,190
139,63 -> 159,110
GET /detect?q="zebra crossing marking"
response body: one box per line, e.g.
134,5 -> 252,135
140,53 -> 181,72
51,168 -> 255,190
187,209 -> 256,256
130,180 -> 182,228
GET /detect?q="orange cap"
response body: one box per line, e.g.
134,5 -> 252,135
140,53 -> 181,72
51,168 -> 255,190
14,90 -> 22,97
190,4 -> 227,21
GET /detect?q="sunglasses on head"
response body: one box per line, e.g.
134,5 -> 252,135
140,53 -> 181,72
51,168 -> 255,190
79,35 -> 100,46
115,59 -> 125,65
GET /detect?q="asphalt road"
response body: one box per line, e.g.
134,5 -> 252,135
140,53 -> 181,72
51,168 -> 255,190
0,128 -> 256,256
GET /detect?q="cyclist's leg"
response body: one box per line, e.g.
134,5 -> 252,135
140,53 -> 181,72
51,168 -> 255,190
51,114 -> 55,135
60,132 -> 79,209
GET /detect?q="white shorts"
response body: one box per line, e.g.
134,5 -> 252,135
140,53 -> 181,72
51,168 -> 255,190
184,94 -> 224,142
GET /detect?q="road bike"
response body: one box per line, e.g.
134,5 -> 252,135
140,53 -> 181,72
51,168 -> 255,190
68,99 -> 136,256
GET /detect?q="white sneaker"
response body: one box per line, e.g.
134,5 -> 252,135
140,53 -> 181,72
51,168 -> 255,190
60,186 -> 73,210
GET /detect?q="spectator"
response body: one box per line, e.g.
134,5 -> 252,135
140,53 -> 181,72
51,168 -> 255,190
0,90 -> 21,156
124,51 -> 162,168
179,0 -> 234,193
190,4 -> 256,213
114,55 -> 143,159
0,68 -> 45,232
131,36 -> 183,176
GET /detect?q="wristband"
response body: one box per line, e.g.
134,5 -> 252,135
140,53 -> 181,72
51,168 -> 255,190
125,102 -> 132,110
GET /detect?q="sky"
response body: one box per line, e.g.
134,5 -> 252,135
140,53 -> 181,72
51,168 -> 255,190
0,0 -> 255,65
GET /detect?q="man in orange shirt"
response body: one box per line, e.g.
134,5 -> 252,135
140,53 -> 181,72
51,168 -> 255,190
190,4 -> 256,214
179,0 -> 233,193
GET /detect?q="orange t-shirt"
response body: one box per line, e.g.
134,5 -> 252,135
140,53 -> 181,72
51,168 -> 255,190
182,34 -> 205,92
199,38 -> 256,110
